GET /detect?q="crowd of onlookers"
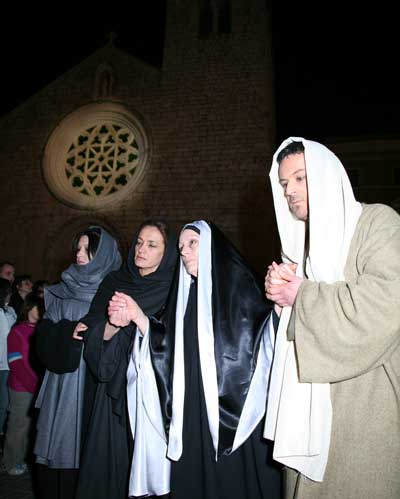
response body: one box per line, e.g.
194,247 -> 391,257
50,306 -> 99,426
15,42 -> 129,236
0,261 -> 49,475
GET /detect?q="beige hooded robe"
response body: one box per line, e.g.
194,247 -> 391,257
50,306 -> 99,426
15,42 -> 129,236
268,138 -> 400,499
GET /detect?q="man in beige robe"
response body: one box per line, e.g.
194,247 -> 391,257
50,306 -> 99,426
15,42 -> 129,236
265,137 -> 400,499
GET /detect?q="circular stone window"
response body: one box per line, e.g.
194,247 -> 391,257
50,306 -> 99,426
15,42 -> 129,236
43,102 -> 150,209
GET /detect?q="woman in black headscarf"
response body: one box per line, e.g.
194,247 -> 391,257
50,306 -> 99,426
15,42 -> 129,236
34,226 -> 121,499
109,220 -> 281,499
74,219 -> 178,499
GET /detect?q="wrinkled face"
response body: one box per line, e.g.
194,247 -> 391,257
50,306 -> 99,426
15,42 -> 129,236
76,235 -> 90,265
134,226 -> 166,276
0,264 -> 15,283
179,229 -> 200,277
28,305 -> 40,324
278,152 -> 309,221
17,279 -> 33,295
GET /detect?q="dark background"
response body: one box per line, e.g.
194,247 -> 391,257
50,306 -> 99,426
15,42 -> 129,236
1,1 -> 398,143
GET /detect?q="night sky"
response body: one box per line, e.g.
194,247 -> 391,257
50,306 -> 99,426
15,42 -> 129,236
1,2 -> 398,144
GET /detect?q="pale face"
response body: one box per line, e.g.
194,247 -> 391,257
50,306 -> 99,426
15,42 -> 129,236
76,235 -> 90,265
134,226 -> 166,276
27,305 -> 40,324
278,152 -> 309,221
179,229 -> 200,277
0,264 -> 15,283
17,279 -> 33,295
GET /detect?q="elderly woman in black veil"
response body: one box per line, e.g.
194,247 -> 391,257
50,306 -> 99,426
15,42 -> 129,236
108,220 -> 281,499
34,226 -> 121,499
74,219 -> 178,499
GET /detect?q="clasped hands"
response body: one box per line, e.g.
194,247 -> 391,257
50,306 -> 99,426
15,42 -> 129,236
265,261 -> 303,312
107,292 -> 146,329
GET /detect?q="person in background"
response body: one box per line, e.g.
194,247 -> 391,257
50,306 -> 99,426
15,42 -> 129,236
0,262 -> 15,284
32,280 -> 50,299
3,293 -> 44,475
9,275 -> 33,316
0,278 -> 17,453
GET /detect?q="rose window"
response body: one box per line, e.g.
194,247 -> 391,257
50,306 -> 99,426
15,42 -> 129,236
43,103 -> 150,209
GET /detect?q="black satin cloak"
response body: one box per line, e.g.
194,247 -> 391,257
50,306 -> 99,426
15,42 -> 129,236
150,222 -> 273,456
169,281 -> 281,499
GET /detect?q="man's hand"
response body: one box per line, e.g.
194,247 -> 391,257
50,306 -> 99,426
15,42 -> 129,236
265,262 -> 302,308
72,322 -> 88,341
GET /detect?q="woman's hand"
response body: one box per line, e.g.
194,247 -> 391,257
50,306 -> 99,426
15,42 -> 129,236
72,322 -> 88,341
107,292 -> 149,335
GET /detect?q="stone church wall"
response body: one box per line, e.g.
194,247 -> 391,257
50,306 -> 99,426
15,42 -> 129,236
0,0 -> 278,281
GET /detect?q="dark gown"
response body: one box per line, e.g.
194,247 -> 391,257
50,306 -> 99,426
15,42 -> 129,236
74,284 -> 134,499
170,282 -> 281,499
75,228 -> 178,499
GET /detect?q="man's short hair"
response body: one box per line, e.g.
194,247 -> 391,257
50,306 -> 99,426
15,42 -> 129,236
0,261 -> 15,271
277,141 -> 305,164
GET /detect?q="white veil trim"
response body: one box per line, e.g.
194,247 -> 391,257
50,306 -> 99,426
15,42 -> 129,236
168,220 -> 220,460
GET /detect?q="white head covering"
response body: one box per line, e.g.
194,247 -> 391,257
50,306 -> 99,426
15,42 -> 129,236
265,137 -> 362,481
168,220 -> 219,461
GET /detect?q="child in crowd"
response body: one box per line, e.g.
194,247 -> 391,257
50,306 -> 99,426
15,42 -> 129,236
3,294 -> 43,475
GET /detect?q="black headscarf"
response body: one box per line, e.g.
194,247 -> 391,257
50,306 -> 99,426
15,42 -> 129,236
83,225 -> 178,327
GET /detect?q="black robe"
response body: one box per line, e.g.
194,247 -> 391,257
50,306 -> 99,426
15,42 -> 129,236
144,222 -> 281,498
169,282 -> 281,499
75,228 -> 178,499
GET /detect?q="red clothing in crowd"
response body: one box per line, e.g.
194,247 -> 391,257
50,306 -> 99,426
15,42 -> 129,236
7,322 -> 39,393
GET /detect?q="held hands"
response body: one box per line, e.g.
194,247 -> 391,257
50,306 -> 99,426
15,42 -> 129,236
107,292 -> 145,328
72,322 -> 88,341
265,261 -> 303,309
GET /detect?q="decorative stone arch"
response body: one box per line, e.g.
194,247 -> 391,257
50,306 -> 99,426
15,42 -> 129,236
42,102 -> 151,210
42,216 -> 127,283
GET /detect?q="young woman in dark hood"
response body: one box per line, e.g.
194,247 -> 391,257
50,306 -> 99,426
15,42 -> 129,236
74,219 -> 178,499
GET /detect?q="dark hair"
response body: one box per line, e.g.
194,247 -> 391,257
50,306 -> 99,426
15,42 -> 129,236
137,219 -> 170,246
277,141 -> 305,164
0,278 -> 12,310
18,293 -> 44,323
32,280 -> 49,296
72,227 -> 101,262
0,261 -> 15,271
14,274 -> 32,289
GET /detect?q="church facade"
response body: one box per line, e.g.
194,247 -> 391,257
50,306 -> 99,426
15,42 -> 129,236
0,0 -> 277,280
1,0 -> 399,281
